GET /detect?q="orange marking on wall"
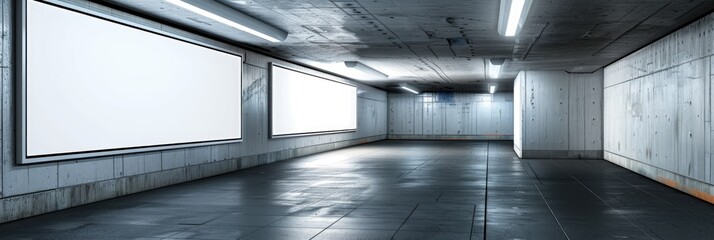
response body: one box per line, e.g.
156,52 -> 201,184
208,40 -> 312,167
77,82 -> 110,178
656,177 -> 679,188
686,189 -> 714,204
656,177 -> 714,204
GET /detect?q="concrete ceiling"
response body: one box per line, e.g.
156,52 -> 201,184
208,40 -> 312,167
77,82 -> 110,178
105,0 -> 714,93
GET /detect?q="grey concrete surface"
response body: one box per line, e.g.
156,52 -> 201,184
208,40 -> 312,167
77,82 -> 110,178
1,140 -> 712,240
388,93 -> 513,139
513,70 -> 603,159
604,9 -> 714,203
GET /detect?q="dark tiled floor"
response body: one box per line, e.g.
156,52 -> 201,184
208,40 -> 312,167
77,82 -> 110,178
1,140 -> 713,240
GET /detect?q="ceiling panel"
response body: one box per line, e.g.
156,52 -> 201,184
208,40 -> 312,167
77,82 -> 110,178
104,0 -> 714,92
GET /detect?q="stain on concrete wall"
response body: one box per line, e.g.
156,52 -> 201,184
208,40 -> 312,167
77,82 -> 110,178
388,92 -> 513,140
604,12 -> 714,202
513,70 -> 603,159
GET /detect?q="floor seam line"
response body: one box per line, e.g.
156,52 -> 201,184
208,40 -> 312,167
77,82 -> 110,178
584,159 -> 705,218
469,204 -> 477,240
519,160 -> 571,240
396,151 -> 442,179
482,141 -> 489,240
241,190 -> 346,240
435,191 -> 444,202
526,162 -> 543,185
389,203 -> 419,239
554,161 -> 656,240
308,194 -> 379,240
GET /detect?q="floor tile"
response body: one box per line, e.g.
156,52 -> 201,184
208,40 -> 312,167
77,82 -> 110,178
1,141 -> 712,240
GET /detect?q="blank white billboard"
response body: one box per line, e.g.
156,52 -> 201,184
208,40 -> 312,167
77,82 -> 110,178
20,0 -> 242,163
270,64 -> 357,137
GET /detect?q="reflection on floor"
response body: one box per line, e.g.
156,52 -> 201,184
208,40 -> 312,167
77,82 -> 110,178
1,140 -> 713,239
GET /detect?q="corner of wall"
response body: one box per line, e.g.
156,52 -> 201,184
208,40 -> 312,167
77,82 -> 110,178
517,70 -> 604,159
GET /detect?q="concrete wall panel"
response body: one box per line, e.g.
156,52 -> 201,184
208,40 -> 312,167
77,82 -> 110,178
585,73 -> 604,151
476,102 -> 492,135
526,71 -> 569,151
705,55 -> 714,184
388,92 -> 513,140
604,12 -> 714,203
445,103 -> 461,135
413,98 -> 423,135
514,70 -> 604,158
58,157 -> 113,187
0,0 -> 5,198
568,75 -> 586,151
422,102 -> 434,135
433,103 -> 445,135
676,60 -> 706,180
495,101 -> 513,135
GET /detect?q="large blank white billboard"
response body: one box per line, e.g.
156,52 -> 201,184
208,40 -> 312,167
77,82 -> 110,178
19,0 -> 242,163
270,64 -> 357,137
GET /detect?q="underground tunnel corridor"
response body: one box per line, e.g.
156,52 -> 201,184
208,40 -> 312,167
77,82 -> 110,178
4,0 -> 714,239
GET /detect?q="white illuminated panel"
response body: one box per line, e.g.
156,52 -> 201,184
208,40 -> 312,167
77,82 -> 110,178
23,0 -> 242,162
270,64 -> 357,137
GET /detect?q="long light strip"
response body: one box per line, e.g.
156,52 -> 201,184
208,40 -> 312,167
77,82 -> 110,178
505,0 -> 526,37
166,0 -> 281,42
400,85 -> 420,94
344,61 -> 389,79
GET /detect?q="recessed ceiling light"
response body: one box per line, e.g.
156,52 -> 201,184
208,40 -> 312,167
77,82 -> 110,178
489,84 -> 497,94
488,59 -> 503,79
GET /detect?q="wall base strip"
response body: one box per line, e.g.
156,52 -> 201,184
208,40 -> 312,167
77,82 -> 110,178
0,135 -> 386,224
520,150 -> 603,159
388,134 -> 513,141
605,151 -> 714,204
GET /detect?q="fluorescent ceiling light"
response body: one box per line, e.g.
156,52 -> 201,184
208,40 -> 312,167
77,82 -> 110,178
166,0 -> 287,42
498,0 -> 533,37
505,0 -> 525,36
292,59 -> 388,81
344,61 -> 389,79
488,60 -> 502,79
399,84 -> 420,94
489,85 -> 497,94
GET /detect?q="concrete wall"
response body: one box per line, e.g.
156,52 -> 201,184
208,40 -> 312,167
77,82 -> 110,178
514,70 -> 603,159
387,92 -> 513,140
603,12 -> 714,203
0,0 -> 388,223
